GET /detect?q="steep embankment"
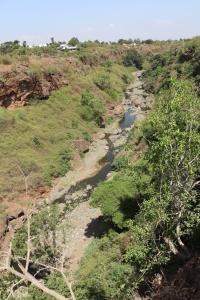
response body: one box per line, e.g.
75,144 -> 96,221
0,67 -> 68,108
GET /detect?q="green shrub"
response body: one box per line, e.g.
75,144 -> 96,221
65,132 -> 75,140
27,64 -> 43,80
102,59 -> 113,72
121,73 -> 131,84
90,172 -> 149,228
94,73 -> 111,90
112,156 -> 129,171
123,49 -> 143,69
44,65 -> 59,75
80,91 -> 105,124
75,233 -> 134,300
106,88 -> 119,100
82,131 -> 92,142
29,272 -> 70,299
32,136 -> 41,147
13,204 -> 60,261
45,147 -> 72,179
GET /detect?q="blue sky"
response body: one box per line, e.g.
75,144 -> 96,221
0,0 -> 199,44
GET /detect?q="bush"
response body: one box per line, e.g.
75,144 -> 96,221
45,147 -> 72,179
106,88 -> 119,100
112,156 -> 129,171
80,91 -> 105,125
43,65 -> 59,75
32,136 -> 41,147
82,131 -> 92,142
101,60 -> 113,72
123,49 -> 143,69
12,204 -> 60,261
94,73 -> 111,91
121,73 -> 131,84
75,233 -> 134,300
91,174 -> 139,228
27,64 -> 43,80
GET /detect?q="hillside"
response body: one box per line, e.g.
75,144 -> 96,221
0,42 -> 135,237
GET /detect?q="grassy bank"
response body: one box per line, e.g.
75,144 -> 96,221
0,46 -> 133,218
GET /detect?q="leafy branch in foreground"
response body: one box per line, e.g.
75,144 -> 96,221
0,213 -> 76,300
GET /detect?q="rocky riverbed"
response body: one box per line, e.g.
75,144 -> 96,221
52,71 -> 153,274
48,71 -> 153,206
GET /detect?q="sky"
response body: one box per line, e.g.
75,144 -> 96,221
0,0 -> 200,44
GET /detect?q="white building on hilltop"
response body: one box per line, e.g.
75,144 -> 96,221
59,44 -> 78,51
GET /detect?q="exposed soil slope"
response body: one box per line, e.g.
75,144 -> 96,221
0,67 -> 68,109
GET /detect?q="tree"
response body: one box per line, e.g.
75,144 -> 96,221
22,40 -> 27,48
125,79 -> 200,288
0,164 -> 76,299
90,167 -> 152,228
51,37 -> 55,45
13,40 -> 20,45
0,222 -> 76,299
0,211 -> 76,299
123,49 -> 144,69
68,37 -> 79,46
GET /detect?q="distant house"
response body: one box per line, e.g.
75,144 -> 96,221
59,44 -> 78,51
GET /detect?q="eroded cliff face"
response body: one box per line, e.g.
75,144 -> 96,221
0,68 -> 68,109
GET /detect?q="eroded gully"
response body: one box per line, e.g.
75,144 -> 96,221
50,71 -> 153,275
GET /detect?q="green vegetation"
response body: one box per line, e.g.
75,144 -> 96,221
13,204 -> 60,262
123,49 -> 144,69
0,43 -> 133,221
75,233 -> 134,300
143,36 -> 200,93
94,73 -> 112,91
80,91 -> 105,124
27,64 -> 43,80
75,77 -> 200,298
82,131 -> 92,142
2,204 -> 71,299
68,37 -> 80,46
2,37 -> 200,299
91,166 -> 151,228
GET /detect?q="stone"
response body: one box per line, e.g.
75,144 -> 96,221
134,113 -> 146,121
86,185 -> 92,191
73,139 -> 90,153
48,189 -> 66,204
